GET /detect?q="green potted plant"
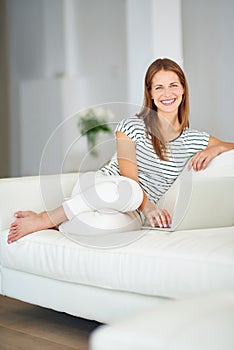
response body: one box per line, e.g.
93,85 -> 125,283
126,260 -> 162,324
77,107 -> 114,156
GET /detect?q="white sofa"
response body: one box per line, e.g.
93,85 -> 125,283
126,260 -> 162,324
0,151 -> 234,325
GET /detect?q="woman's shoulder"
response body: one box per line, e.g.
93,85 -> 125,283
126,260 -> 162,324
115,116 -> 146,141
180,127 -> 210,148
116,115 -> 145,132
118,115 -> 145,126
181,127 -> 210,139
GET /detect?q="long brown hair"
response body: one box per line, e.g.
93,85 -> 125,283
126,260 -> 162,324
138,58 -> 190,160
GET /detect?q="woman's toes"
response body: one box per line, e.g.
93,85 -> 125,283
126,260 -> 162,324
8,236 -> 17,244
14,211 -> 23,218
14,211 -> 36,218
9,226 -> 16,233
10,219 -> 19,229
9,227 -> 18,236
8,234 -> 15,244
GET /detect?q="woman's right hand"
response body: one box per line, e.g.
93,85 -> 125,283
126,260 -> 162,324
142,203 -> 171,228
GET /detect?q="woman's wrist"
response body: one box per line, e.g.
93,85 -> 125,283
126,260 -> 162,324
140,201 -> 155,217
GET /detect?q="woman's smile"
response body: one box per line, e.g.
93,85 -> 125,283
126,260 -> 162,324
160,98 -> 177,106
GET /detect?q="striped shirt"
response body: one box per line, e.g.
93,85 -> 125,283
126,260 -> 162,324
98,116 -> 210,204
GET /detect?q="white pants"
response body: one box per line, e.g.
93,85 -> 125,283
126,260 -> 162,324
59,173 -> 143,236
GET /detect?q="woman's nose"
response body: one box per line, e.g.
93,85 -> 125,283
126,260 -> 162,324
164,88 -> 171,97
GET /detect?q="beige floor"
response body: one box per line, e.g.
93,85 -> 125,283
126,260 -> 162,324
0,295 -> 101,350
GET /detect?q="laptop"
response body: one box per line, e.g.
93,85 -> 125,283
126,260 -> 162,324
142,165 -> 234,232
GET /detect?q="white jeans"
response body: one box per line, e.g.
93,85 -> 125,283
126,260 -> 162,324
59,173 -> 143,236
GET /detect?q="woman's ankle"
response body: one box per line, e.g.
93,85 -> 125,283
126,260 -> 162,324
39,211 -> 55,229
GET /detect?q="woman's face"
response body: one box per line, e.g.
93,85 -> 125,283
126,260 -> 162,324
150,69 -> 184,117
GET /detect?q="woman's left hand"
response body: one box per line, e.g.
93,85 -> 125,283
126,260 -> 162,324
188,145 -> 222,171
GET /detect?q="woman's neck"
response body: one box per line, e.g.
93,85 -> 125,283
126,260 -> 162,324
157,112 -> 181,142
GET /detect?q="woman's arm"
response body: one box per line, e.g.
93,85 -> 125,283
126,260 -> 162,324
116,131 -> 171,228
189,136 -> 234,171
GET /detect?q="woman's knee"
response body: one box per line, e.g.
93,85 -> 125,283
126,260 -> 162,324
115,176 -> 143,211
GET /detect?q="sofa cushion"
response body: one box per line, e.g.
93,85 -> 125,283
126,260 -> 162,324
1,226 -> 234,299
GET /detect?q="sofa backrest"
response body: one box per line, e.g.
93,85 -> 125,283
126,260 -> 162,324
158,150 -> 234,231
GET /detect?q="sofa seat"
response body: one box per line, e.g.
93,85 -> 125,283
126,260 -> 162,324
1,225 -> 234,299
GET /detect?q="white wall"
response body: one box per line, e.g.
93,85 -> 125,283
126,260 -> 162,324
73,0 -> 127,105
43,0 -> 66,78
152,0 -> 183,67
7,0 -> 67,176
182,0 -> 234,141
7,0 -> 128,176
125,0 -> 183,107
126,0 -> 154,106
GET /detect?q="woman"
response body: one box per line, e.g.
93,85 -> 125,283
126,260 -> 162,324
8,58 -> 234,244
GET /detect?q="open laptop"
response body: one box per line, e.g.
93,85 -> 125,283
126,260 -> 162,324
142,164 -> 234,232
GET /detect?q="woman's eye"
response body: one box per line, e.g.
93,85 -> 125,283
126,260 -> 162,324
171,84 -> 179,88
155,86 -> 162,90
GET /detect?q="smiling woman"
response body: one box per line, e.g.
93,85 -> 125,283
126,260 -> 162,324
100,58 -> 234,228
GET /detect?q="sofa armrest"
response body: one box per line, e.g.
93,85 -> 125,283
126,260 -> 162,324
90,289 -> 234,350
0,173 -> 78,231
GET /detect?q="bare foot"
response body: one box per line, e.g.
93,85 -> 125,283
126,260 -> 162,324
8,212 -> 54,244
14,210 -> 37,218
